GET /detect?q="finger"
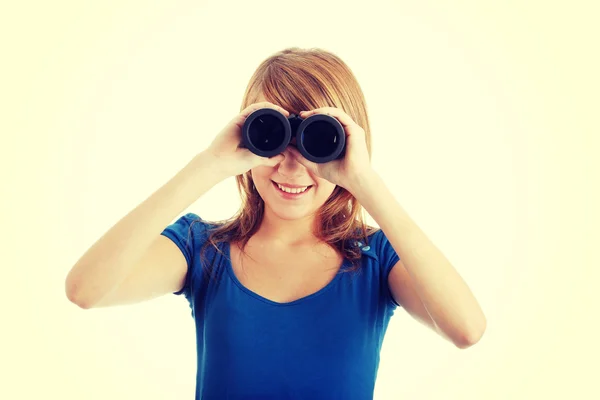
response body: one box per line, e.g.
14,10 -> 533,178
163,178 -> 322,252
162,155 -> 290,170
239,149 -> 281,168
300,108 -> 356,131
258,153 -> 286,167
233,102 -> 289,130
242,102 -> 290,118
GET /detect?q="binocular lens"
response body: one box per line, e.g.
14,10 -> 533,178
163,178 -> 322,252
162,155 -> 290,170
301,120 -> 340,158
241,107 -> 345,163
247,114 -> 286,152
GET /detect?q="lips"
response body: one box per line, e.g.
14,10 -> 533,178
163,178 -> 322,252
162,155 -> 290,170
271,180 -> 313,198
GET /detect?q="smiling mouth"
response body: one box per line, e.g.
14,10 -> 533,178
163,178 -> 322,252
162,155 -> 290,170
271,180 -> 314,195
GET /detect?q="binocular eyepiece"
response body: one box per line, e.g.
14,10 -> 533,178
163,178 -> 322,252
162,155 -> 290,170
240,107 -> 346,163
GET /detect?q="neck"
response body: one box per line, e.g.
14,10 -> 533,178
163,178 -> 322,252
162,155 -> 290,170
256,208 -> 320,247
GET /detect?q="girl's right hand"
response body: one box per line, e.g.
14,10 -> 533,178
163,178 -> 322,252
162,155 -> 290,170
204,102 -> 289,179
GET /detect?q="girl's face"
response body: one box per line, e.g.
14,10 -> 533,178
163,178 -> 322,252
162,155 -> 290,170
250,137 -> 337,221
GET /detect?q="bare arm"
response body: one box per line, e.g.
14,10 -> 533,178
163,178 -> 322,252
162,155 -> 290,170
65,101 -> 290,309
64,151 -> 224,309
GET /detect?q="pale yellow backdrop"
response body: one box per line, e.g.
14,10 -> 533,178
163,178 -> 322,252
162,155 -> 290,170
1,1 -> 598,399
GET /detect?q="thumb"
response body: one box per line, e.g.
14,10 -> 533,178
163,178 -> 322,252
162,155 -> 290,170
260,153 -> 285,167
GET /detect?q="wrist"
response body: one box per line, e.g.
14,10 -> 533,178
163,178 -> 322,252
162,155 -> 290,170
345,168 -> 379,195
189,151 -> 229,184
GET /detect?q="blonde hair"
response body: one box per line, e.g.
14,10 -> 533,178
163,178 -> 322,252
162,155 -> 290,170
196,47 -> 378,279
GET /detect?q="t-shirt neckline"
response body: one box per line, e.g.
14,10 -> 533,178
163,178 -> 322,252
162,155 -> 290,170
224,241 -> 348,307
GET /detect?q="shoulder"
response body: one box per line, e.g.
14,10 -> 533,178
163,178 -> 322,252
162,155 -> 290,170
350,226 -> 399,271
348,225 -> 389,255
161,212 -> 217,252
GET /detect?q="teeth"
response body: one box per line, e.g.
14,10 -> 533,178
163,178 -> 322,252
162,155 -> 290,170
277,183 -> 309,194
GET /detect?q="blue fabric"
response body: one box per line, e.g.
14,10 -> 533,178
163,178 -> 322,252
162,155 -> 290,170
161,212 -> 401,400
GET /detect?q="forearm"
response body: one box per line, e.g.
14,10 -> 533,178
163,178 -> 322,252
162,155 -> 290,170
349,170 -> 486,344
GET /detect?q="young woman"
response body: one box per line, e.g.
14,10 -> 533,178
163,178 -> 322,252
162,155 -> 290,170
65,47 -> 486,399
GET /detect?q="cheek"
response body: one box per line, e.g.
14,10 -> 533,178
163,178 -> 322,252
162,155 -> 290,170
314,182 -> 337,199
250,166 -> 270,177
250,167 -> 272,184
315,178 -> 336,191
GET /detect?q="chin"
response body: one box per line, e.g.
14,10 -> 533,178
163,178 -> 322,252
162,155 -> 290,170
276,210 -> 313,221
265,203 -> 315,221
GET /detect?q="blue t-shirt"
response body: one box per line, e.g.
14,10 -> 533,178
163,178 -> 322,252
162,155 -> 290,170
161,212 -> 401,400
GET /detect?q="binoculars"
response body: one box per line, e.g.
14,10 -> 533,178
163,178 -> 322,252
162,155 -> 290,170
240,107 -> 346,163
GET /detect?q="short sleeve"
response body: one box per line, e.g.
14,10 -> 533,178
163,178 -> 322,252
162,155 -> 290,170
373,229 -> 401,308
160,212 -> 206,300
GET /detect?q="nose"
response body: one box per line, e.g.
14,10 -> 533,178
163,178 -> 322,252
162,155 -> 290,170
277,145 -> 305,179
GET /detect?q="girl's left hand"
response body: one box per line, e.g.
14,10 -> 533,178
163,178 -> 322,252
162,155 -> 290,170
286,107 -> 372,190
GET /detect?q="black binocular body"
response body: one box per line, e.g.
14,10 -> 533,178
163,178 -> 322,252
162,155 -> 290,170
240,107 -> 346,163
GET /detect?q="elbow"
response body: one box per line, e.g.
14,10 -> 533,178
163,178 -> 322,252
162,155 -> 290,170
65,276 -> 93,310
454,318 -> 487,349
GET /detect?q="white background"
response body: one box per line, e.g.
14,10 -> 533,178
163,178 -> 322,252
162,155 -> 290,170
1,1 -> 598,399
